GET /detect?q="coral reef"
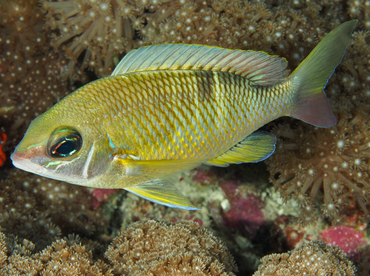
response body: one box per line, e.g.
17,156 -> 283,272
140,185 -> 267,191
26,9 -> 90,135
253,240 -> 356,276
1,1 -> 370,275
3,225 -> 357,276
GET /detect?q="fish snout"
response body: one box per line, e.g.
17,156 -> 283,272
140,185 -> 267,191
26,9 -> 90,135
11,148 -> 44,174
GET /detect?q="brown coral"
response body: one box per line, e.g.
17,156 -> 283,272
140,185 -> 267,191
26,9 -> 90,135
41,0 -> 349,78
0,170 -> 106,251
42,0 -> 137,76
0,0 -> 83,145
332,30 -> 370,103
0,230 -> 112,275
0,220 -> 236,275
253,241 -> 356,276
0,231 -> 44,275
266,103 -> 370,223
105,220 -> 238,275
37,235 -> 112,275
143,1 -> 345,69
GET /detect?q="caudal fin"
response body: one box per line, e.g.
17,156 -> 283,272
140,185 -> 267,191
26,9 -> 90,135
289,20 -> 357,127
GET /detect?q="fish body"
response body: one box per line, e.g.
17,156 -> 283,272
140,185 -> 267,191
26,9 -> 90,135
11,21 -> 357,209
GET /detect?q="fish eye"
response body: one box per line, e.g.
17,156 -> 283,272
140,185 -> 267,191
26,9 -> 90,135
48,127 -> 82,158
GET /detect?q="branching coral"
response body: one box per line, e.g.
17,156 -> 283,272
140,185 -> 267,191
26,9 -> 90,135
253,241 -> 356,276
105,220 -> 238,275
266,104 -> 370,223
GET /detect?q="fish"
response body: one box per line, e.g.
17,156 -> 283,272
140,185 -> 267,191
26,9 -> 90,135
11,20 -> 357,210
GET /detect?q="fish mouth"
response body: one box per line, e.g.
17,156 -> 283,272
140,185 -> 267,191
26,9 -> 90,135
11,151 -> 44,174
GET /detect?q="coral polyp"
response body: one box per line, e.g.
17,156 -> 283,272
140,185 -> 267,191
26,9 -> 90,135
43,0 -> 135,76
267,105 -> 370,222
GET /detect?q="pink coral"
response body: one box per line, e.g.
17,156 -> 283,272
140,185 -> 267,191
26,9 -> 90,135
321,226 -> 367,254
92,188 -> 117,208
0,131 -> 6,166
192,168 -> 215,185
222,193 -> 265,237
219,179 -> 266,237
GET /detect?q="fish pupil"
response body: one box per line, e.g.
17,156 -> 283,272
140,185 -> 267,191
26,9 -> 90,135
50,134 -> 82,158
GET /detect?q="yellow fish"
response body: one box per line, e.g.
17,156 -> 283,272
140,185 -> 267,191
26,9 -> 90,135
11,21 -> 357,210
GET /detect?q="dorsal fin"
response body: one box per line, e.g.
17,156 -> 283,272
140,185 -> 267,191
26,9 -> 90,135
112,44 -> 289,86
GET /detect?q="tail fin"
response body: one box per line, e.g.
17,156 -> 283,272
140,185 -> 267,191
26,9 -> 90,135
289,20 -> 357,127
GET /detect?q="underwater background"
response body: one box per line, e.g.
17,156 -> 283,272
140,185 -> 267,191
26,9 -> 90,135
0,0 -> 369,275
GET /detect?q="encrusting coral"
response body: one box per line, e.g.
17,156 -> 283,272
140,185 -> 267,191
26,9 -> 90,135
105,220 -> 238,275
0,221 -> 359,276
252,240 -> 356,276
0,229 -> 113,275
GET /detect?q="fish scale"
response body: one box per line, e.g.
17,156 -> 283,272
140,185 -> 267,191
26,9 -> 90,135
88,70 -> 292,161
11,21 -> 357,209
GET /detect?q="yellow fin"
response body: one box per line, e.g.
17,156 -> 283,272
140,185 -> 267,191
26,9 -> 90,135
116,157 -> 204,209
125,177 -> 199,210
112,44 -> 289,86
205,131 -> 276,167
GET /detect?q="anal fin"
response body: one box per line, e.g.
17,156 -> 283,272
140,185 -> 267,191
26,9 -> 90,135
205,131 -> 277,167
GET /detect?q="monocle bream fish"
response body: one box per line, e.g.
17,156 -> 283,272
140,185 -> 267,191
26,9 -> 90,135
11,20 -> 357,210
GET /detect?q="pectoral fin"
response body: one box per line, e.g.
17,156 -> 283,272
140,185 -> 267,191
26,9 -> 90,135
205,131 -> 277,167
125,177 -> 199,210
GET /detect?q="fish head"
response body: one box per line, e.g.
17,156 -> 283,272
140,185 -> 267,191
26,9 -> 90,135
11,102 -> 112,185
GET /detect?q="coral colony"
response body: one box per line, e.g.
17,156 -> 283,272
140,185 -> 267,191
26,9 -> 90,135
0,0 -> 370,275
